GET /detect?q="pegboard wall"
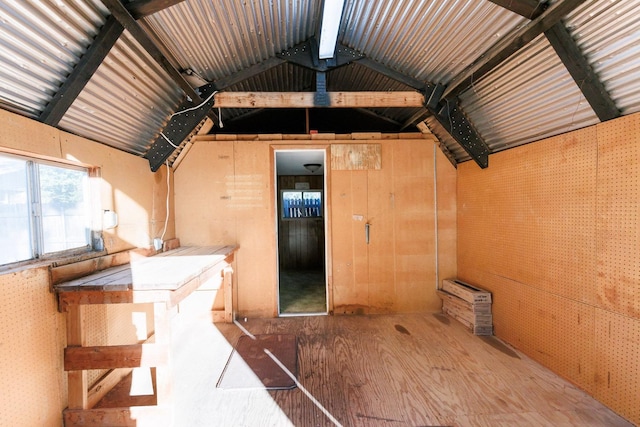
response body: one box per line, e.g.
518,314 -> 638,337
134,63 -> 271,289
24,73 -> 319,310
0,267 -> 155,425
457,112 -> 640,425
83,303 -> 154,387
596,115 -> 640,318
0,267 -> 67,427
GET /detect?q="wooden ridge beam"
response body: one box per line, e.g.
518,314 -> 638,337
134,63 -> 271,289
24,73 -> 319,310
444,0 -> 589,99
214,91 -> 425,109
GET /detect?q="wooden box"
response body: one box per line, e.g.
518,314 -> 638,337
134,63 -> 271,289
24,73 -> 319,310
438,279 -> 493,336
442,279 -> 492,304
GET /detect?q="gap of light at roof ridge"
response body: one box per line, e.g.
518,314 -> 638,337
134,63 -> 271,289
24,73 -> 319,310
319,0 -> 346,59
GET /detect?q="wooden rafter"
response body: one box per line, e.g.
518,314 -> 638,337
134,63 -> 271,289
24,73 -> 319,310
357,58 -> 429,91
490,0 -> 619,121
39,0 -> 189,126
126,0 -> 188,19
489,0 -> 547,19
101,0 -> 201,102
443,0 -> 589,99
39,16 -> 124,126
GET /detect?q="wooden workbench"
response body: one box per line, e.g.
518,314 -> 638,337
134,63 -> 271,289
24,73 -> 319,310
54,245 -> 237,426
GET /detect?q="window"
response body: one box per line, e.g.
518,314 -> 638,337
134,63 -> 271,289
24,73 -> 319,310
0,153 -> 93,265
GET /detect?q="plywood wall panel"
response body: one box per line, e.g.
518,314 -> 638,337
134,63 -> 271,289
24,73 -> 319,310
594,309 -> 640,423
596,115 -> 640,318
0,267 -> 67,427
459,129 -> 597,304
367,143 -> 396,313
61,131 -> 168,252
0,110 -> 175,425
175,140 -> 277,317
392,140 -> 438,312
176,135 -> 455,317
436,147 -> 458,287
0,109 -> 60,157
331,169 -> 370,313
458,113 -> 640,425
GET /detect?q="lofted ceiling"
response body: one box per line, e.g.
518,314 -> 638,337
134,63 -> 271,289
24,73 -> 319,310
0,0 -> 638,171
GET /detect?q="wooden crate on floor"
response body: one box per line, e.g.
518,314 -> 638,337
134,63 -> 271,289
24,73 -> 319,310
439,279 -> 493,336
442,279 -> 492,304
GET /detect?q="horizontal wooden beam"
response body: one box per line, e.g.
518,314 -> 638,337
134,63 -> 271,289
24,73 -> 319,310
214,91 -> 425,108
65,344 -> 168,371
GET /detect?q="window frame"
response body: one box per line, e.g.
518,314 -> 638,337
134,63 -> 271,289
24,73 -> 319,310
0,150 -> 101,267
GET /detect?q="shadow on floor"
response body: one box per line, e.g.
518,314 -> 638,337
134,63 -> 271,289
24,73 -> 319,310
278,269 -> 326,314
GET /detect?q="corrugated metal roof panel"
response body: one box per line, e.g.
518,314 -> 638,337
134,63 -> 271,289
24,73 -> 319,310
59,30 -> 183,155
142,0 -> 322,83
341,0 -> 528,84
329,62 -> 426,126
459,34 -> 600,154
566,0 -> 640,114
328,62 -> 415,91
0,0 -> 107,118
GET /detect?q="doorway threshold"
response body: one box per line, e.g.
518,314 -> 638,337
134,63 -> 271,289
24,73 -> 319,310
279,312 -> 328,318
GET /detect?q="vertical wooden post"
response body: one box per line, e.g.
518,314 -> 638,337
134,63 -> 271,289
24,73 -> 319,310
223,266 -> 234,323
66,305 -> 88,409
153,302 -> 174,424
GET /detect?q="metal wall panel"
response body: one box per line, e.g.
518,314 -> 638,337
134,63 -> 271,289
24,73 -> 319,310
0,0 -> 107,117
460,35 -> 600,154
341,0 -> 528,84
142,0 -> 322,83
565,0 -> 640,114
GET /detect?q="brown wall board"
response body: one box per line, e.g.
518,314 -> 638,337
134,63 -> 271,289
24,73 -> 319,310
0,110 -> 162,426
457,112 -> 640,425
596,115 -> 640,318
175,135 -> 456,317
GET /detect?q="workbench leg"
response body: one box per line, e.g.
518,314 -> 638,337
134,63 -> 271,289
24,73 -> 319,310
223,266 -> 234,323
66,305 -> 88,409
154,302 -> 175,425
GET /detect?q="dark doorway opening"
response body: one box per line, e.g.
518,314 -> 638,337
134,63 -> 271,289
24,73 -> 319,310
275,150 -> 327,315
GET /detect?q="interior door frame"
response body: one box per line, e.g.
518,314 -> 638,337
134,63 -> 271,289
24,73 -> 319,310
272,144 -> 333,316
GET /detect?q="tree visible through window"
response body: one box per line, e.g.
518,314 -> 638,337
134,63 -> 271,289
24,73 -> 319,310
0,153 -> 92,265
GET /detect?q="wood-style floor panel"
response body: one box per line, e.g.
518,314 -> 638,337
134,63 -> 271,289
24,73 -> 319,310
157,313 -> 632,426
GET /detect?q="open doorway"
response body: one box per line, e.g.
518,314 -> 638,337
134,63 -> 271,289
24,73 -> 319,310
275,149 -> 327,315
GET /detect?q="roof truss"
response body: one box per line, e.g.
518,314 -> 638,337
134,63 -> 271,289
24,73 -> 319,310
39,16 -> 124,126
38,0 -> 193,127
489,0 -> 619,121
444,0 -> 590,99
126,0 -> 188,20
36,0 -> 607,171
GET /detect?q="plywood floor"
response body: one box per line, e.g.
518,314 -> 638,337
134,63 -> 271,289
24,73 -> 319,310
130,313 -> 632,427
